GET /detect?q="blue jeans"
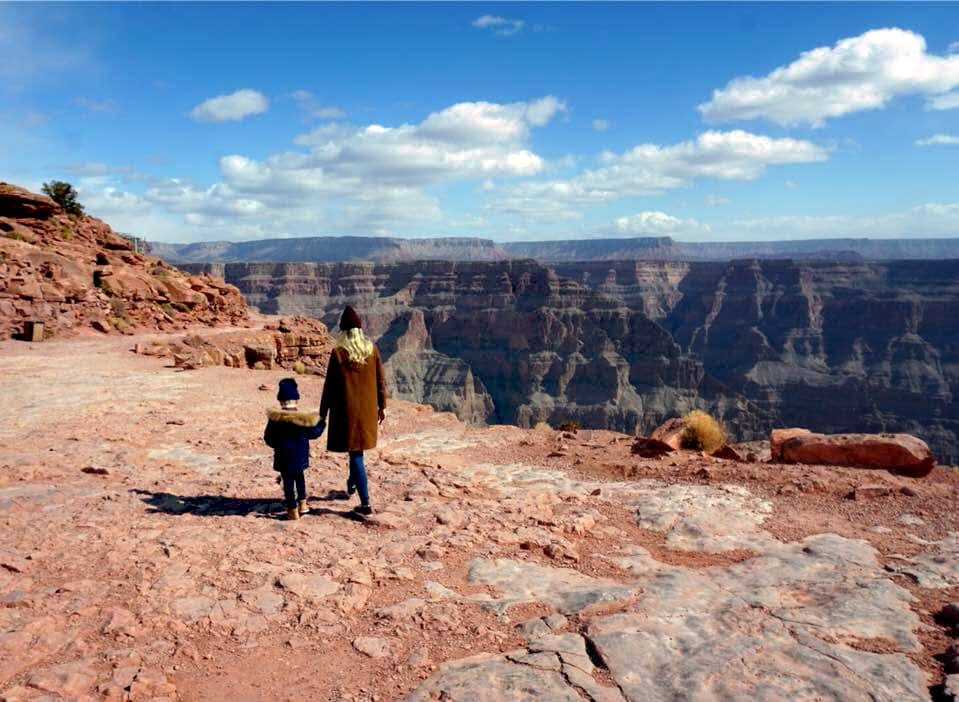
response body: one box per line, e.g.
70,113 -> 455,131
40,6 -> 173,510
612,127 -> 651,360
281,471 -> 306,509
348,451 -> 370,506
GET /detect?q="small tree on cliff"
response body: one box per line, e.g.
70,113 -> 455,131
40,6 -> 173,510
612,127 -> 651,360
41,180 -> 85,216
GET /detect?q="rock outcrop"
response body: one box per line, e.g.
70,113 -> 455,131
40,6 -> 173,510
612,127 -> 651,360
185,258 -> 959,463
778,431 -> 936,477
0,183 -> 248,338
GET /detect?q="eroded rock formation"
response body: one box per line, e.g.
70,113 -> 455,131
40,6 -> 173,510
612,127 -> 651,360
0,183 -> 248,338
188,258 -> 959,462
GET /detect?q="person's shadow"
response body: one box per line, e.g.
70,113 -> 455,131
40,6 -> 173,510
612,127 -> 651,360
132,489 -> 362,521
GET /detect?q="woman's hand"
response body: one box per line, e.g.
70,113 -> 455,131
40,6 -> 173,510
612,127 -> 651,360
378,408 -> 385,425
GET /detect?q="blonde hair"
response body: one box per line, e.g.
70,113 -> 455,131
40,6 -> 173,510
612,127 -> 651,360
336,327 -> 374,365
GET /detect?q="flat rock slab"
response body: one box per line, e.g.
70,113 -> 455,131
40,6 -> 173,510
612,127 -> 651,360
405,653 -> 586,702
779,432 -> 935,477
466,558 -> 635,614
276,573 -> 339,601
595,533 -> 924,701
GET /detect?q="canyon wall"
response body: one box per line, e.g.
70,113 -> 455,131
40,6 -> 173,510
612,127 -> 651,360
156,235 -> 959,264
183,259 -> 959,462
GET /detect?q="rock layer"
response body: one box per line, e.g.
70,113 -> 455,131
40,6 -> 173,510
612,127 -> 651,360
0,183 -> 248,338
187,258 -> 959,462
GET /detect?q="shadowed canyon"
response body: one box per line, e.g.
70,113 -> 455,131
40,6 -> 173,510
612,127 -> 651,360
182,258 -> 959,464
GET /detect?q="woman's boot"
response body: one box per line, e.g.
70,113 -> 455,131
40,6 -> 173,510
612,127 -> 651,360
286,507 -> 300,520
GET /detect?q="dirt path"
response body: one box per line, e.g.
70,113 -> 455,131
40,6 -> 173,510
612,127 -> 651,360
0,331 -> 956,701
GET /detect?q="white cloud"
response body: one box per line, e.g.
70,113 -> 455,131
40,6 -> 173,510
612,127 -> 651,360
74,96 -> 115,113
705,194 -> 730,206
699,28 -> 959,126
189,89 -> 269,123
291,90 -> 346,120
492,130 -> 828,220
472,14 -> 525,36
926,91 -> 959,111
79,97 -> 564,241
915,133 -> 959,146
592,119 -> 610,132
604,211 -> 709,236
732,201 -> 959,239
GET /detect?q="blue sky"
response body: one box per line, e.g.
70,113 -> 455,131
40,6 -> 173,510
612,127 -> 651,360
2,2 -> 958,243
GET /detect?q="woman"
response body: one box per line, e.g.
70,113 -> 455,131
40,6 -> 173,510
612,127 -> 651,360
319,305 -> 386,515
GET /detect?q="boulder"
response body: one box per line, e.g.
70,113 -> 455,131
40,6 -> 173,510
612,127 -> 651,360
770,428 -> 812,461
712,444 -> 744,461
0,183 -> 59,219
631,438 -> 675,458
779,432 -> 936,477
649,417 -> 686,450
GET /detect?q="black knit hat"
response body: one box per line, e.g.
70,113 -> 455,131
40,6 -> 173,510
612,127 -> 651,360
277,378 -> 300,402
339,305 -> 362,331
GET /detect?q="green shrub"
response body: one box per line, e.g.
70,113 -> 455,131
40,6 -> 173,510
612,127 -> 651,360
680,410 -> 726,453
41,181 -> 84,215
160,302 -> 178,319
60,225 -> 74,240
3,231 -> 26,241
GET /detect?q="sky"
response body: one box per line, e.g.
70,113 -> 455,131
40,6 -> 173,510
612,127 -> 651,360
1,1 -> 958,244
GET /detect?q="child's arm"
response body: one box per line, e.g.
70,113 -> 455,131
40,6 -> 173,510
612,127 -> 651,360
263,421 -> 277,448
306,418 -> 325,441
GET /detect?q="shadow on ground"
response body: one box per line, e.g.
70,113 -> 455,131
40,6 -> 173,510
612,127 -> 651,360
132,489 -> 361,521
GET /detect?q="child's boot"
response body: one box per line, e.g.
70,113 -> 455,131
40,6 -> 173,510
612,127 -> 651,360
297,499 -> 309,516
286,507 -> 300,521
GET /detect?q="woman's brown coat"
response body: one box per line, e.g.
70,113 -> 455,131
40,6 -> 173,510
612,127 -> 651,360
319,346 -> 387,453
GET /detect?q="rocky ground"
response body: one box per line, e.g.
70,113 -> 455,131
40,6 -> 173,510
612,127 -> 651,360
0,327 -> 957,701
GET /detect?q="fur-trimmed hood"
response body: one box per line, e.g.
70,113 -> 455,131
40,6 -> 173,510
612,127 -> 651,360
267,408 -> 320,427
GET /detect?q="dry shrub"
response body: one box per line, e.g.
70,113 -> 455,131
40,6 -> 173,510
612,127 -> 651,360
292,360 -> 307,375
557,420 -> 580,433
680,410 -> 725,453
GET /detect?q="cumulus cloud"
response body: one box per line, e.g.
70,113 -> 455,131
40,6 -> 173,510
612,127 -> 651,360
915,133 -> 959,146
80,97 -> 565,240
189,89 -> 269,123
699,28 -> 959,126
592,119 -> 610,132
291,90 -> 346,120
472,14 -> 525,36
603,211 -> 709,236
492,130 -> 828,220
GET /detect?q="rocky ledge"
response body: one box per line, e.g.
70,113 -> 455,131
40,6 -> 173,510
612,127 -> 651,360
0,183 -> 248,339
0,330 -> 956,701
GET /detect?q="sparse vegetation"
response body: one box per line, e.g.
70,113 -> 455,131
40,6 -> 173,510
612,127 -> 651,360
3,231 -> 27,241
60,224 -> 74,240
557,420 -> 581,433
680,410 -> 726,453
160,302 -> 178,319
292,360 -> 307,375
41,181 -> 84,215
170,302 -> 191,313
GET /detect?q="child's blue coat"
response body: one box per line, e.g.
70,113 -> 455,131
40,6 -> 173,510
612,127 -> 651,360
263,409 -> 325,473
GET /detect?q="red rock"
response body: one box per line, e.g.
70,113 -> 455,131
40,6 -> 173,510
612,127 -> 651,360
848,484 -> 894,500
780,432 -> 936,477
649,417 -> 686,450
770,428 -> 812,461
0,183 -> 59,218
631,438 -> 675,458
711,444 -> 744,461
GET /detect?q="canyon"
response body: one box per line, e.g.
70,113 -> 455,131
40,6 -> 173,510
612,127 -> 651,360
182,258 -> 959,464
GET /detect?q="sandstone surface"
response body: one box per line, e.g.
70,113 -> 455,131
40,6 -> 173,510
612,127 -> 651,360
0,183 -> 248,339
0,330 -> 956,700
780,431 -> 937,477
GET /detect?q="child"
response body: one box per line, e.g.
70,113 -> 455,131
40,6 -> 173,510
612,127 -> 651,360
263,378 -> 325,520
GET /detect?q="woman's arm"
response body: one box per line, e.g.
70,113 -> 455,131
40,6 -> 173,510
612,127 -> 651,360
374,347 -> 387,423
319,350 -> 340,421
